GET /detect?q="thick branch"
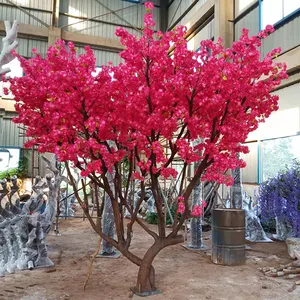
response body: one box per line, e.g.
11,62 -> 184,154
151,174 -> 166,238
220,100 -> 230,126
66,163 -> 114,240
125,181 -> 159,249
101,172 -> 125,244
124,152 -> 133,201
173,163 -> 187,230
0,20 -> 18,75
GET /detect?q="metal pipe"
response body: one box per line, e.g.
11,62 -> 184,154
167,0 -> 200,31
94,0 -> 141,34
158,184 -> 174,224
168,0 -> 176,9
59,183 -> 86,202
168,0 -> 182,30
57,215 -> 100,219
60,12 -> 142,31
31,146 -> 34,184
4,0 -> 50,28
59,4 -> 137,29
228,1 -> 259,25
0,2 -> 52,13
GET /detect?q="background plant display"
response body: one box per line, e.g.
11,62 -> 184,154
258,159 -> 300,237
261,137 -> 295,181
6,2 -> 287,294
0,155 -> 28,180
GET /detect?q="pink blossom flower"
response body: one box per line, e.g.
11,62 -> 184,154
8,9 -> 287,195
265,25 -> 274,33
177,202 -> 185,214
144,13 -> 155,27
133,171 -> 144,181
160,167 -> 178,179
144,2 -> 154,10
190,205 -> 202,217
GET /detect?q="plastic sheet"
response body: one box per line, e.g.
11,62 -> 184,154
0,170 -> 60,276
273,217 -> 293,241
124,185 -> 151,219
240,191 -> 271,242
231,167 -> 243,209
101,194 -> 115,254
245,209 -> 272,242
232,166 -> 271,242
100,171 -> 116,255
147,195 -> 155,214
59,191 -> 75,218
188,181 -> 204,249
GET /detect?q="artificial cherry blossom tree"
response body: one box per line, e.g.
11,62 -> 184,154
7,2 -> 287,294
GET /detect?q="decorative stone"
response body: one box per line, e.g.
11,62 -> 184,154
286,238 -> 300,259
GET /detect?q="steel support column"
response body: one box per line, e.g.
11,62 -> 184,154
52,0 -> 60,27
160,0 -> 169,32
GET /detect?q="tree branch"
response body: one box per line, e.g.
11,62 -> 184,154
169,155 -> 212,238
0,20 -> 18,75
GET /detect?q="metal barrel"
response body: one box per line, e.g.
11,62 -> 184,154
212,208 -> 245,266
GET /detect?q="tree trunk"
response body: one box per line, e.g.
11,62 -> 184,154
134,235 -> 184,294
135,243 -> 161,294
136,264 -> 156,294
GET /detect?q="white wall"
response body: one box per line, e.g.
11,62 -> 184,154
248,82 -> 300,140
235,0 -> 257,17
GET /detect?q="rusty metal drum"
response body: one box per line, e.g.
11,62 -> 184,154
212,208 -> 245,266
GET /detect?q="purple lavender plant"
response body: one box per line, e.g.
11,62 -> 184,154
258,159 -> 300,237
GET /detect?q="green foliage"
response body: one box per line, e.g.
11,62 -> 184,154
145,206 -> 181,225
18,155 -> 29,178
145,212 -> 158,225
0,155 -> 28,180
261,218 -> 277,234
121,156 -> 130,187
0,168 -> 18,180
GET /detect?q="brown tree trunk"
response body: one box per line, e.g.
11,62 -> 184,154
136,243 -> 160,293
135,235 -> 184,294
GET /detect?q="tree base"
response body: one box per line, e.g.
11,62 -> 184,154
181,244 -> 210,251
51,231 -> 62,237
35,257 -> 55,268
245,244 -> 252,250
130,287 -> 162,297
96,250 -> 121,259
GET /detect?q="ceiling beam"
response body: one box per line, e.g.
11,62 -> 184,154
61,30 -> 123,51
0,21 -> 48,38
0,21 -> 124,51
94,0 -> 142,34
